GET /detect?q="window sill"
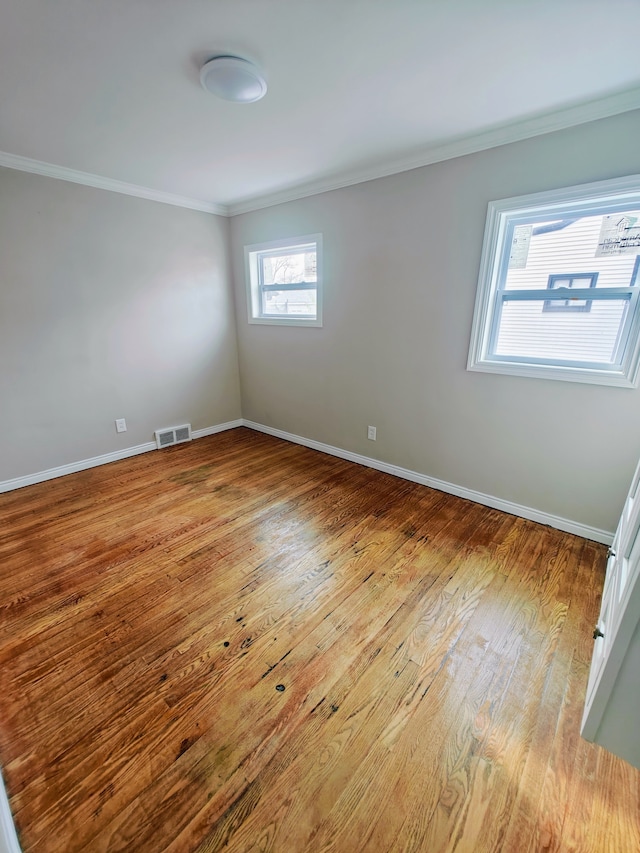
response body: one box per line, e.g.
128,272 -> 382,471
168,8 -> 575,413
248,316 -> 323,328
467,358 -> 639,388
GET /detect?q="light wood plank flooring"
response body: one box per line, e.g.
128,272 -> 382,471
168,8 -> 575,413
1,427 -> 639,852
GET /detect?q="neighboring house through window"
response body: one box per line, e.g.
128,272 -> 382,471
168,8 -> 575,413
244,234 -> 323,327
467,175 -> 640,387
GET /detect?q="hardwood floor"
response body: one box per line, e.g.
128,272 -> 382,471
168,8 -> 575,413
1,427 -> 639,852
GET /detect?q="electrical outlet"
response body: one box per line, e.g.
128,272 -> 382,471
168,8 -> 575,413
367,425 -> 377,441
115,418 -> 127,433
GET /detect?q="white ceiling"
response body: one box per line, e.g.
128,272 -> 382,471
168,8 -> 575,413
2,0 -> 640,214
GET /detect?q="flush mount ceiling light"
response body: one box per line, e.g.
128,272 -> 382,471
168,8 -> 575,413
200,56 -> 267,103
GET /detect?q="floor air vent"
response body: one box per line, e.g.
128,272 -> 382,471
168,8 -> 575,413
155,423 -> 192,449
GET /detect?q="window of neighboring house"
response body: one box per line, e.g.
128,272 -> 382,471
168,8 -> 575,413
467,176 -> 640,387
244,234 -> 323,326
543,273 -> 598,313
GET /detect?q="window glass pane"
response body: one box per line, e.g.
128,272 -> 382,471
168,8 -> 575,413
261,249 -> 316,286
494,298 -> 629,363
504,212 -> 640,291
261,289 -> 317,317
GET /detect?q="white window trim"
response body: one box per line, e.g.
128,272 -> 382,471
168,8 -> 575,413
467,175 -> 640,388
244,233 -> 323,327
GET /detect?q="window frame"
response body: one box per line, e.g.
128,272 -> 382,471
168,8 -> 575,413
244,234 -> 323,327
467,175 -> 640,388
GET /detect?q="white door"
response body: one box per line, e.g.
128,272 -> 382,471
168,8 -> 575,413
581,456 -> 640,768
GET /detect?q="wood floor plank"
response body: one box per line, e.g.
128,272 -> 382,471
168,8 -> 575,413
0,427 -> 638,853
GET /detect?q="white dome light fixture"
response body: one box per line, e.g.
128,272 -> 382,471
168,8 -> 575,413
200,56 -> 267,103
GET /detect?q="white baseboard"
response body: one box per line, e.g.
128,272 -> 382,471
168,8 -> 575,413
242,419 -> 614,545
191,420 -> 243,440
0,419 -> 244,494
0,769 -> 21,853
0,416 -> 613,545
0,441 -> 156,493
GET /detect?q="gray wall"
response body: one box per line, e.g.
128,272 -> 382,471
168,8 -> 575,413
230,110 -> 640,534
0,168 -> 241,481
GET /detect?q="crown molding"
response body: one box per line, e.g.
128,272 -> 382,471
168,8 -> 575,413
2,85 -> 640,219
227,85 -> 640,216
0,151 -> 229,216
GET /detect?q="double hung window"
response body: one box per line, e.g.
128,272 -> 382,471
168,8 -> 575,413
245,234 -> 322,326
468,176 -> 640,387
